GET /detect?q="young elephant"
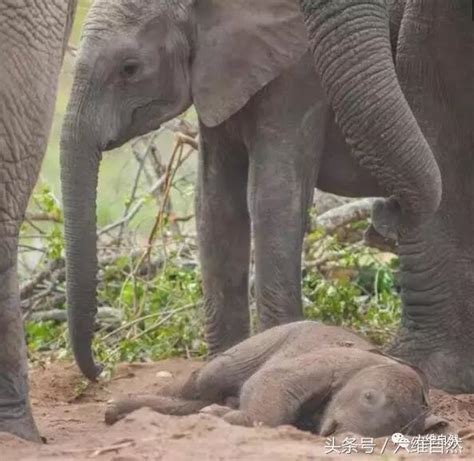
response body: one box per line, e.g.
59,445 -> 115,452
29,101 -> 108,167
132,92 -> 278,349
105,321 -> 435,437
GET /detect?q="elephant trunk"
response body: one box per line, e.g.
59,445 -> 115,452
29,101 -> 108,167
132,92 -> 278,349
300,0 -> 442,235
60,88 -> 103,381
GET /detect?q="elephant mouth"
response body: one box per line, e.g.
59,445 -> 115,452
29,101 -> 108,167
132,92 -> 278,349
104,139 -> 119,151
103,122 -> 162,151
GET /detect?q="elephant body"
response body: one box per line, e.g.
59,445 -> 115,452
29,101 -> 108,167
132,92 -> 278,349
105,321 -> 436,437
62,0 -> 474,393
61,0 -> 386,382
0,0 -> 77,441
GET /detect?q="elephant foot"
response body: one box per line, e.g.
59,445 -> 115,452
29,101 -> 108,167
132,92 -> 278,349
388,338 -> 474,394
0,370 -> 41,443
105,398 -> 140,425
0,406 -> 41,443
222,410 -> 255,427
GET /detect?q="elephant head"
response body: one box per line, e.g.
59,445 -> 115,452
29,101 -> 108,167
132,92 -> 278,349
60,0 -> 308,380
319,363 -> 431,437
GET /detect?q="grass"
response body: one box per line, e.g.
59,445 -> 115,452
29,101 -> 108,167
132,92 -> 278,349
24,186 -> 401,375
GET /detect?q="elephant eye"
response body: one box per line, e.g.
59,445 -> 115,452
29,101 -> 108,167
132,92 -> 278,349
362,390 -> 386,408
121,59 -> 141,79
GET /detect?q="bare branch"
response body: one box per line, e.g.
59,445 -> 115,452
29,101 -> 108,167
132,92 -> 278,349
98,174 -> 168,236
313,198 -> 377,234
162,119 -> 198,138
29,307 -> 121,324
175,132 -> 198,150
25,212 -> 62,223
20,259 -> 64,300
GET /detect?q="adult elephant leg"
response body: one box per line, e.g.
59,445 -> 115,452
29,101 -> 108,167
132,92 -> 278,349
387,1 -> 474,394
248,145 -> 315,329
0,238 -> 39,441
196,123 -> 250,355
244,55 -> 323,330
0,0 -> 76,441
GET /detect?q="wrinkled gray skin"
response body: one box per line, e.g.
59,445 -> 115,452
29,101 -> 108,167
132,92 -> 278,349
104,321 -> 440,437
0,1 -> 77,441
61,0 -> 472,393
301,0 -> 474,394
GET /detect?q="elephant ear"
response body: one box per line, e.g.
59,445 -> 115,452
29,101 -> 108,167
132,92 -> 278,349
192,0 -> 308,127
423,414 -> 453,435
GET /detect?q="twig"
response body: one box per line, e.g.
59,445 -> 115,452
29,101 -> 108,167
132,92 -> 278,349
20,259 -> 65,299
130,135 -> 189,275
175,132 -> 198,150
147,142 -> 181,235
98,174 -> 168,236
129,305 -> 194,342
162,119 -> 198,138
29,307 -> 121,323
21,284 -> 57,312
22,216 -> 46,234
104,304 -> 195,359
18,244 -> 47,254
147,142 -> 184,251
170,214 -> 194,224
101,304 -> 195,342
90,440 -> 135,457
121,132 -> 163,241
117,153 -> 148,241
25,212 -> 62,223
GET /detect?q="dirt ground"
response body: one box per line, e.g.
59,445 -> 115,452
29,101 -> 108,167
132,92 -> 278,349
3,359 -> 474,460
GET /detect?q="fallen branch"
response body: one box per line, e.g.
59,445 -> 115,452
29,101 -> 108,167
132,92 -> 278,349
90,439 -> 135,457
29,307 -> 122,324
314,198 -> 377,234
20,259 -> 64,300
363,224 -> 398,253
315,196 -> 398,253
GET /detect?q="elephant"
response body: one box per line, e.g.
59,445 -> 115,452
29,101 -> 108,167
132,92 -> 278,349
0,0 -> 77,441
300,0 -> 474,394
104,321 -> 444,437
61,0 -> 441,379
60,0 -> 473,393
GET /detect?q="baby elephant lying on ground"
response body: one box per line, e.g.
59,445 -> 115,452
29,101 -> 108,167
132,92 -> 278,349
105,321 -> 442,437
